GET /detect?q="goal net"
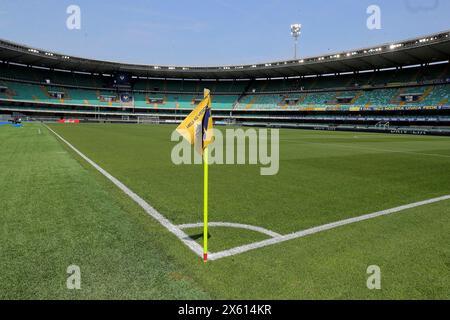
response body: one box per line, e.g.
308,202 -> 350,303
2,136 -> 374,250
137,116 -> 160,124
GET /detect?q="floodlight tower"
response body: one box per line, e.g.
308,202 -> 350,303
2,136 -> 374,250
290,24 -> 302,59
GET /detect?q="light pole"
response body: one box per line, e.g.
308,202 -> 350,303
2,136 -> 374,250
290,24 -> 302,59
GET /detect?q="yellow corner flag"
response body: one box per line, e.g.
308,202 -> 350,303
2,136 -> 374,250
176,89 -> 213,262
176,89 -> 213,155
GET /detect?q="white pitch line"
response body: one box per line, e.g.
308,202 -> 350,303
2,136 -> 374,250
292,140 -> 450,159
44,124 -> 204,258
208,194 -> 450,261
43,124 -> 450,262
178,222 -> 282,238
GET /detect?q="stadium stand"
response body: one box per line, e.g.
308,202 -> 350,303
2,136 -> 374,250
1,31 -> 450,130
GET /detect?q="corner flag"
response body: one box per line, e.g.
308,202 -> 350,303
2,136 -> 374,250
176,89 -> 213,155
176,89 -> 213,262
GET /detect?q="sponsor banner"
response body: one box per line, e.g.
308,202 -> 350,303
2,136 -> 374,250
58,119 -> 80,124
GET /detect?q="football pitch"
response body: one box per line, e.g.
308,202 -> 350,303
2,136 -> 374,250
1,122 -> 449,299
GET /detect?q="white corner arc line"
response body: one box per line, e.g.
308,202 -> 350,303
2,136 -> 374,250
44,124 -> 204,258
178,222 -> 282,238
208,194 -> 450,261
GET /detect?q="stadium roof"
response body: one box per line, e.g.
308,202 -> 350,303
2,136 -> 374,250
1,30 -> 450,80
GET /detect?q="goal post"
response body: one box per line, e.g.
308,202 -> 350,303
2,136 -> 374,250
137,115 -> 160,124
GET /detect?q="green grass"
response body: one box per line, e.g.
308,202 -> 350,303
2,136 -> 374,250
0,123 -> 208,299
1,122 -> 449,299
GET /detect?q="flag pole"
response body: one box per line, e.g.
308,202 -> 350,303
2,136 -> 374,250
203,146 -> 209,262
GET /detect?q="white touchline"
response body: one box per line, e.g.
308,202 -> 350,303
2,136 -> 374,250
44,124 -> 205,258
45,124 -> 450,262
293,140 -> 450,159
208,194 -> 450,261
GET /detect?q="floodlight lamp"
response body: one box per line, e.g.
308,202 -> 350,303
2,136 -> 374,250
290,24 -> 302,38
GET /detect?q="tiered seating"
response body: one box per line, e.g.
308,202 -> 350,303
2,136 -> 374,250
1,79 -> 449,111
163,95 -> 193,109
279,93 -> 306,110
2,62 -> 449,92
423,85 -> 449,105
0,81 -> 120,106
211,95 -> 238,109
1,82 -> 47,101
67,88 -> 98,105
1,60 -> 449,113
256,80 -> 286,92
224,81 -> 248,93
354,88 -> 400,107
250,95 -> 283,110
302,91 -> 336,105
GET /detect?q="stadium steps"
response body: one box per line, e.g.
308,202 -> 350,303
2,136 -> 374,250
298,94 -> 307,104
61,88 -> 71,103
245,96 -> 258,110
438,98 -> 448,105
278,95 -> 288,109
5,89 -> 16,100
350,91 -> 364,104
418,86 -> 434,102
327,92 -> 340,105
0,80 -> 16,99
390,88 -> 404,104
40,86 -> 51,98
233,80 -> 255,110
280,94 -> 307,110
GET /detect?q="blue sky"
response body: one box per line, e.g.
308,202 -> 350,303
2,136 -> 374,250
0,0 -> 449,66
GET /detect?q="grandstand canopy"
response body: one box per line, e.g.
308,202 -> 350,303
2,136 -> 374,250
0,30 -> 449,80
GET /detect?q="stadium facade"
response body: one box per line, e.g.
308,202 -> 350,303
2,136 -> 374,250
0,30 -> 449,134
